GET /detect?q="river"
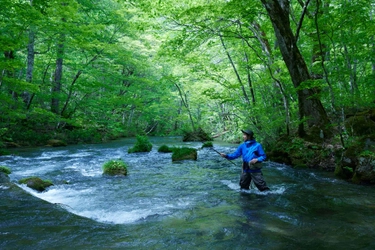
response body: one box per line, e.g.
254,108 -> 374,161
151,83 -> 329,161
1,137 -> 374,249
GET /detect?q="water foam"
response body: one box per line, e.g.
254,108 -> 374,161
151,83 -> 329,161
78,208 -> 168,224
17,183 -> 192,224
0,185 -> 9,190
221,180 -> 286,195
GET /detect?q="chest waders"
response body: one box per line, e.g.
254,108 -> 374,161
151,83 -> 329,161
240,162 -> 270,191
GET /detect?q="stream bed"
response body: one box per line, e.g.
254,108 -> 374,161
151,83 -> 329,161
1,137 -> 375,249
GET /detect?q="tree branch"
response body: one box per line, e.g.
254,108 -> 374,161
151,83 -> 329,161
295,0 -> 311,42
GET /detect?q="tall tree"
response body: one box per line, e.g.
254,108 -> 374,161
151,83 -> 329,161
260,0 -> 330,137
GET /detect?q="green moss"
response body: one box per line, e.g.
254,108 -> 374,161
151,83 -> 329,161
18,177 -> 54,192
359,150 -> 375,158
128,135 -> 152,153
103,159 -> 128,176
343,166 -> 354,173
172,147 -> 197,161
0,166 -> 11,175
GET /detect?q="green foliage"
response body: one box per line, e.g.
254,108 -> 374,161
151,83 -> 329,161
0,0 -> 374,153
343,166 -> 354,173
102,159 -> 128,176
128,135 -> 152,153
0,166 -> 11,175
64,128 -> 103,144
359,150 -> 375,159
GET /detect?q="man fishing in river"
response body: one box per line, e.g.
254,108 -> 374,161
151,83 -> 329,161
220,129 -> 270,192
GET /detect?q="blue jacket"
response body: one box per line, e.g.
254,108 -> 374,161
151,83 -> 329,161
225,140 -> 266,163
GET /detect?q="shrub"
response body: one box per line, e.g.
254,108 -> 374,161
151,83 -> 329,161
128,135 -> 152,153
0,166 -> 11,175
102,159 -> 128,176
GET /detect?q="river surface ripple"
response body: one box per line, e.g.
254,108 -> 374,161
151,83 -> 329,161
1,137 -> 375,250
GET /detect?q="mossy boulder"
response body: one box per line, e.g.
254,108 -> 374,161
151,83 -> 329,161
0,166 -> 11,183
172,147 -> 197,161
352,154 -> 375,184
128,135 -> 152,153
18,177 -> 54,192
267,135 -> 337,170
0,166 -> 11,175
102,159 -> 128,176
335,135 -> 375,184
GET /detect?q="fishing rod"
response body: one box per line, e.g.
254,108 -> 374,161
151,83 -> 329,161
210,147 -> 237,166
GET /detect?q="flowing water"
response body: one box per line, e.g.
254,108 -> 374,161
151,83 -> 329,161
1,137 -> 375,250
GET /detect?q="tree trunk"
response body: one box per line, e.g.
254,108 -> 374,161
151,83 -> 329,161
261,0 -> 330,137
250,21 -> 291,135
24,28 -> 35,109
51,35 -> 64,114
219,35 -> 250,106
174,81 -> 196,131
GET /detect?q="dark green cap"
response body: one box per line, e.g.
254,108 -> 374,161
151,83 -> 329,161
241,129 -> 254,137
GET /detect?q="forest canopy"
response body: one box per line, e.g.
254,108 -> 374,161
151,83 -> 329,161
1,0 -> 374,148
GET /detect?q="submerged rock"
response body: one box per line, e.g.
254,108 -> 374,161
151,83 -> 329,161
18,177 -> 54,192
0,166 -> 11,183
0,172 -> 10,183
172,147 -> 197,161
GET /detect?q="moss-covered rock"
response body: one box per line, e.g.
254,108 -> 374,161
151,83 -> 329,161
0,166 -> 11,183
128,135 -> 152,153
102,159 -> 128,176
334,135 -> 375,184
18,177 -> 54,192
0,166 -> 11,175
172,147 -> 197,161
267,135 -> 337,171
352,154 -> 375,184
